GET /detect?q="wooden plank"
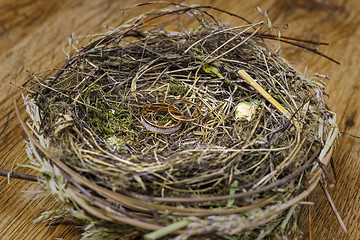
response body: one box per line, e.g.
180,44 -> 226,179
0,0 -> 359,239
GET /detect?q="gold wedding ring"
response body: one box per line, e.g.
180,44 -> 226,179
141,103 -> 183,134
168,100 -> 207,122
141,100 -> 207,134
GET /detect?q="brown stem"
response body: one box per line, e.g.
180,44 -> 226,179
247,32 -> 329,45
0,168 -> 38,182
316,158 -> 334,187
261,36 -> 340,64
320,181 -> 347,233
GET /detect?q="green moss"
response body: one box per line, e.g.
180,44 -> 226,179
168,83 -> 188,96
84,96 -> 139,148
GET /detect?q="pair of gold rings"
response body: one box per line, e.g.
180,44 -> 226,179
140,100 -> 207,134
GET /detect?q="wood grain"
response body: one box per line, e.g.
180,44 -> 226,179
0,0 -> 359,239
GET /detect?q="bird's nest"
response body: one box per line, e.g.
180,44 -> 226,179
18,3 -> 339,240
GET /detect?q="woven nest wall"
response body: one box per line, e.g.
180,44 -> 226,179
19,3 -> 339,240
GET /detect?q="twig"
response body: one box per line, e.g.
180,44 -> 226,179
0,168 -> 38,182
246,32 -> 329,46
316,158 -> 334,187
330,157 -> 338,182
248,32 -> 340,65
320,181 -> 347,233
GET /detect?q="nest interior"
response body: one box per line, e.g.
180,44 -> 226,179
21,3 -> 339,240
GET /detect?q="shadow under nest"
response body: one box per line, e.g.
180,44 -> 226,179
20,3 -> 338,240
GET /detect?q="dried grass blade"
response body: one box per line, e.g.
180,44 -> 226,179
238,70 -> 291,119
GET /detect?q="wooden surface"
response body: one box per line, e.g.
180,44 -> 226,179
0,0 -> 359,239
